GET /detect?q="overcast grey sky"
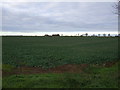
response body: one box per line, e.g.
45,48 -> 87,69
1,2 -> 118,34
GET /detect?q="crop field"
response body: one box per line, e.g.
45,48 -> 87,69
2,36 -> 118,68
2,36 -> 119,88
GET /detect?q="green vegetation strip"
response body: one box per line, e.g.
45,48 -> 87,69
2,62 -> 119,88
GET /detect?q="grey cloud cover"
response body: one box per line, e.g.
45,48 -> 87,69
2,2 -> 118,32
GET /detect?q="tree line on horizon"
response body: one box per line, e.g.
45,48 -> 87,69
44,33 -> 119,37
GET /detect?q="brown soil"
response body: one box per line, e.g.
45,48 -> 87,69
2,64 -> 88,77
2,61 -> 118,77
48,64 -> 88,73
103,61 -> 117,67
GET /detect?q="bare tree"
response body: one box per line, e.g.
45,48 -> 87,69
92,34 -> 95,37
114,0 -> 120,15
85,33 -> 88,36
98,34 -> 100,37
103,34 -> 106,37
119,33 -> 120,36
108,34 -> 111,37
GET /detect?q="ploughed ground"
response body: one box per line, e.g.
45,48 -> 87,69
2,61 -> 117,77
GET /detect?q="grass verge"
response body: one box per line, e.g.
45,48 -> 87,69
2,61 -> 119,88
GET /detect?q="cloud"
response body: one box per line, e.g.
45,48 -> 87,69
2,2 -> 118,33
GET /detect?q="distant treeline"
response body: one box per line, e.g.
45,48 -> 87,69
1,33 -> 120,37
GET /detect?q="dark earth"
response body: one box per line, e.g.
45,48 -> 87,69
2,61 -> 118,77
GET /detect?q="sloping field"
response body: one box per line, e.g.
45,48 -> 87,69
2,36 -> 118,68
2,36 -> 119,88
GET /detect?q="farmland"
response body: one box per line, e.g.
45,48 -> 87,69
2,36 -> 118,68
2,36 -> 119,88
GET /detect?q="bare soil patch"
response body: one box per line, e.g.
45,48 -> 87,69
2,61 -> 118,77
103,61 -> 117,67
47,64 -> 88,73
2,64 -> 88,77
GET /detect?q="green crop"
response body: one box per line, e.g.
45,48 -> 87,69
2,36 -> 118,68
